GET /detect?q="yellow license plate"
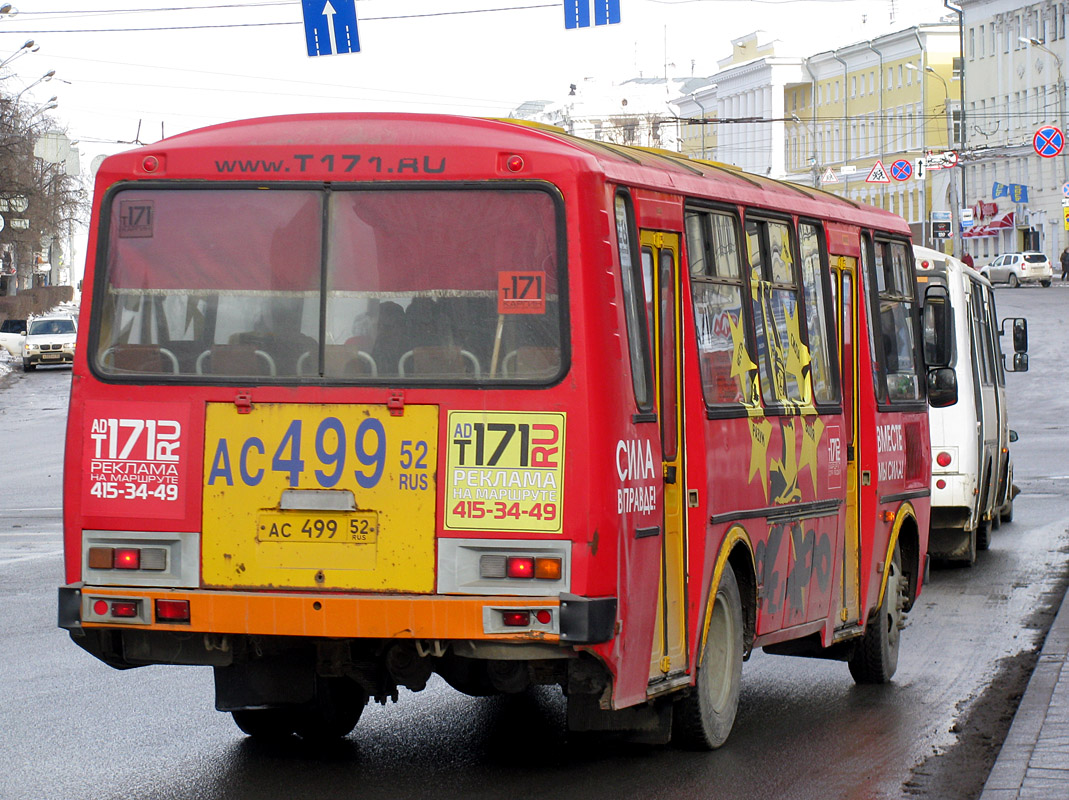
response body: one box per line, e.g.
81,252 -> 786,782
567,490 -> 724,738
256,512 -> 378,544
202,402 -> 438,591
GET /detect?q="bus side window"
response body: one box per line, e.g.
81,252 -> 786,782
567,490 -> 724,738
798,222 -> 839,405
868,239 -> 922,403
685,208 -> 753,406
616,191 -> 653,412
747,217 -> 805,406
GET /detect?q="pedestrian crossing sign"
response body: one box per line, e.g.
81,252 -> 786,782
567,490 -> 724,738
865,160 -> 891,184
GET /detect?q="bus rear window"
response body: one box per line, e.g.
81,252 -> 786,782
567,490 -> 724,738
94,186 -> 564,384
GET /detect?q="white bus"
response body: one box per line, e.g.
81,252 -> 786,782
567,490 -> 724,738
915,246 -> 1028,565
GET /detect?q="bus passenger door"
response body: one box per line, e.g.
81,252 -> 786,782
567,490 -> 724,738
834,256 -> 861,626
641,231 -> 688,681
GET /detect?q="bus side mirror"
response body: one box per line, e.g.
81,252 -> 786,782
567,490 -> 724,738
1009,429 -> 1019,443
922,285 -> 952,368
1012,318 -> 1028,353
927,367 -> 958,408
1012,352 -> 1028,372
1001,317 -> 1028,353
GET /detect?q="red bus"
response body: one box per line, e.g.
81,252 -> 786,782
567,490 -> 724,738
59,114 -> 954,747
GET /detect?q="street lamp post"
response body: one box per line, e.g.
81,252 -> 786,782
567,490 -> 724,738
0,39 -> 37,72
13,69 -> 55,103
791,113 -> 820,188
907,62 -> 960,255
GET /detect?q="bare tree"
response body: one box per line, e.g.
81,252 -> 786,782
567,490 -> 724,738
0,87 -> 88,294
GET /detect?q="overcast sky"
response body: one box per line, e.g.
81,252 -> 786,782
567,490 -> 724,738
1,0 -> 954,169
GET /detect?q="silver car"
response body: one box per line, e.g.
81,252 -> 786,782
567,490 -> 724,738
980,252 -> 1054,287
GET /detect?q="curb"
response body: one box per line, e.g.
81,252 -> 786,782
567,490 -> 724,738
978,586 -> 1069,798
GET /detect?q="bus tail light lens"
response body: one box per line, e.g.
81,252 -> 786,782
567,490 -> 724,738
111,601 -> 139,618
155,599 -> 190,623
479,554 -> 507,578
88,547 -> 114,569
115,548 -> 141,569
502,610 -> 531,626
534,558 -> 562,580
936,451 -> 953,467
936,479 -> 947,489
506,557 -> 535,578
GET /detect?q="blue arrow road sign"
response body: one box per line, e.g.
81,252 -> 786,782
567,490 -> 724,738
303,0 -> 359,57
565,0 -> 621,29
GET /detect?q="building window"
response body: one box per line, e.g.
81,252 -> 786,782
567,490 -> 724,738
979,24 -> 985,56
969,27 -> 975,59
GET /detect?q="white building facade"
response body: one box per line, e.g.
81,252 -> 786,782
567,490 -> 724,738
961,0 -> 1069,261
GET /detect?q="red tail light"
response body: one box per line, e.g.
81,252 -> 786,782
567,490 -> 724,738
502,610 -> 531,626
506,557 -> 535,578
114,548 -> 141,569
111,601 -> 138,618
936,452 -> 952,467
155,599 -> 190,623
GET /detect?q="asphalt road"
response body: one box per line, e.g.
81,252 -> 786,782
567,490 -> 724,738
1,285 -> 1067,800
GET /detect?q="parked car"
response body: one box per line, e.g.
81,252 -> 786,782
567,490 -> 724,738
980,252 -> 1054,287
22,313 -> 77,371
0,318 -> 28,358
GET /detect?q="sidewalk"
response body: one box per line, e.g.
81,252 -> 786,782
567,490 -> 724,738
979,585 -> 1069,799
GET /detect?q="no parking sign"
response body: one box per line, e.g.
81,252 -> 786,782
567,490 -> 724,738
1034,126 -> 1064,158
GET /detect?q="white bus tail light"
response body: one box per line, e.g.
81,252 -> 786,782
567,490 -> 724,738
936,451 -> 953,468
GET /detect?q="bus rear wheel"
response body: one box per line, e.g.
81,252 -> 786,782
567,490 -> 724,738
673,564 -> 743,750
849,541 -> 904,684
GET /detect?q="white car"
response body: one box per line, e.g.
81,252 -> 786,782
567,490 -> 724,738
22,313 -> 77,371
980,252 -> 1054,287
0,318 -> 28,358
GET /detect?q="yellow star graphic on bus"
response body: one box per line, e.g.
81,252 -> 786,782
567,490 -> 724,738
784,305 -> 811,401
748,416 -> 772,502
771,420 -> 802,505
729,313 -> 756,382
798,416 -> 824,496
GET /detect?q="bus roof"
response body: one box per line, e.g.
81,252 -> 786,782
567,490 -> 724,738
103,113 -> 910,235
